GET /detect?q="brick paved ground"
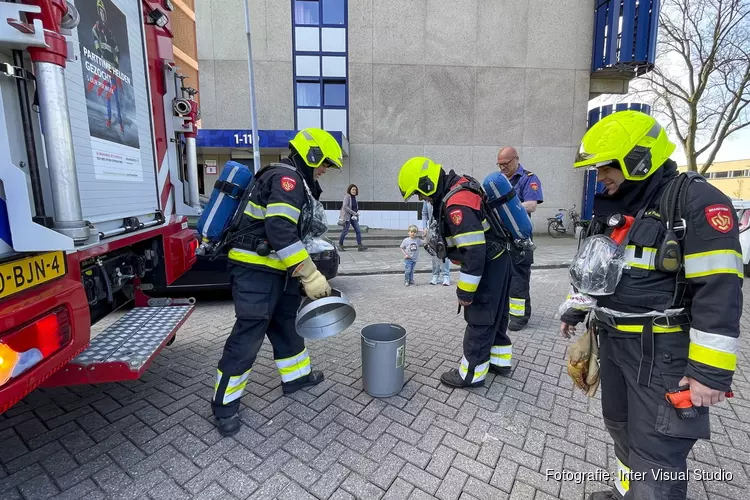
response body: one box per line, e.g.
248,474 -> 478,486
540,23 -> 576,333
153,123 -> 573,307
338,235 -> 579,276
1,269 -> 749,499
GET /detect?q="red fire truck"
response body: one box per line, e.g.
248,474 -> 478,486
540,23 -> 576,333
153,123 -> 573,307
0,0 -> 203,413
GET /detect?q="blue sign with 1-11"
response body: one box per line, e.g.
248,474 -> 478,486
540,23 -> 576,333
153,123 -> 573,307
196,129 -> 346,150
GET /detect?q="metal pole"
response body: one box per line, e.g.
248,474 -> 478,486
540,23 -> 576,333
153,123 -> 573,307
185,136 -> 200,209
243,0 -> 261,173
34,62 -> 89,242
12,50 -> 46,222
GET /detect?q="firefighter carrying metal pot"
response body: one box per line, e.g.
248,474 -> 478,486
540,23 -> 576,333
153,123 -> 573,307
397,157 -> 514,388
211,128 -> 343,437
559,110 -> 743,499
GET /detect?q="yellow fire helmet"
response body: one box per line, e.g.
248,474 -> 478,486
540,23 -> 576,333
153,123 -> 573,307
289,128 -> 343,169
397,156 -> 442,201
574,110 -> 676,181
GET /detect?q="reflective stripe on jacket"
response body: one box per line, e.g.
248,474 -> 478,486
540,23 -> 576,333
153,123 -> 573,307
228,162 -> 311,273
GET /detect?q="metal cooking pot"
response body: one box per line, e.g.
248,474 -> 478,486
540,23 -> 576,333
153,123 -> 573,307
295,288 -> 356,340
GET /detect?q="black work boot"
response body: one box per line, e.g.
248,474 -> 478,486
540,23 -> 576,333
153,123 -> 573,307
588,490 -> 620,500
282,370 -> 325,395
508,319 -> 527,331
489,364 -> 511,376
215,413 -> 241,437
440,368 -> 484,388
357,244 -> 368,251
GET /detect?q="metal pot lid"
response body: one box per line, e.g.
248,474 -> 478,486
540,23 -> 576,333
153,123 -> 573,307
295,288 -> 356,340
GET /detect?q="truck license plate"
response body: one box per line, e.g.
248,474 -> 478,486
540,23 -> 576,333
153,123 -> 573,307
0,251 -> 67,300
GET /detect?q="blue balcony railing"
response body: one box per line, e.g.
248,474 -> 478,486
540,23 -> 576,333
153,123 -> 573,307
591,0 -> 660,77
581,103 -> 652,220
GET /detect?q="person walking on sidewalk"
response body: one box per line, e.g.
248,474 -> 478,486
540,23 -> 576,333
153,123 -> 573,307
337,184 -> 367,251
422,200 -> 450,285
497,146 -> 543,331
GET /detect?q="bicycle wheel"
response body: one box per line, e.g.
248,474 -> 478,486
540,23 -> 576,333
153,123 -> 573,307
548,220 -> 565,238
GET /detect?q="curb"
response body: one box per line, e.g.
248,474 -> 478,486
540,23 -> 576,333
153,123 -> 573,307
338,262 -> 571,277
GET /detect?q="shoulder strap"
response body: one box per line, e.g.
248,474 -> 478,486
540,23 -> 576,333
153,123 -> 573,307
659,171 -> 701,238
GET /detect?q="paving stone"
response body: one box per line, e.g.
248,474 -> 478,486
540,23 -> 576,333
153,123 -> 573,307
277,481 -> 318,500
443,432 -> 480,459
337,448 -> 378,476
476,439 -> 503,468
393,440 -> 432,469
427,445 -> 458,479
49,479 -> 99,500
367,433 -> 400,462
371,455 -> 407,491
217,467 -> 259,499
451,454 -> 494,482
237,473 -> 289,500
147,478 -> 191,500
341,472 -> 385,500
399,463 -> 442,495
18,474 -> 59,499
310,462 -> 350,500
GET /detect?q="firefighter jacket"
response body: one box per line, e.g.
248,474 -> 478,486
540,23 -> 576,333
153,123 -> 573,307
562,175 -> 743,392
436,171 -> 505,303
227,159 -> 312,275
93,21 -> 119,67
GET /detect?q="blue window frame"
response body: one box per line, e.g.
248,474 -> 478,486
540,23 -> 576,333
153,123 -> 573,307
322,0 -> 345,25
294,0 -> 319,25
324,81 -> 346,106
296,82 -> 321,107
291,0 -> 348,135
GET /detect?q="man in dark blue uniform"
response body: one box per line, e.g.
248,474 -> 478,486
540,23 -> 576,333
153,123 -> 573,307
497,146 -> 543,331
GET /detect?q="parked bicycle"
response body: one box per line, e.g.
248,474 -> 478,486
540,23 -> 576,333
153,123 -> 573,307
547,204 -> 586,238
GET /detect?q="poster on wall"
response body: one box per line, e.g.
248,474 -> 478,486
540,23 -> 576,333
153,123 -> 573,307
77,0 -> 143,182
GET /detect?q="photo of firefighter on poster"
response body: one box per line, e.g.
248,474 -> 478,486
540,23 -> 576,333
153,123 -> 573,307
77,0 -> 140,150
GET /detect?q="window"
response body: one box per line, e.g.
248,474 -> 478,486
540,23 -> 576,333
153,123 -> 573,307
322,56 -> 346,77
296,55 -> 320,77
294,0 -> 319,25
322,0 -> 345,25
297,108 -> 321,129
321,28 -> 346,52
323,109 -> 347,133
296,82 -> 321,107
324,81 -> 346,106
292,0 -> 348,135
715,171 -> 729,178
294,27 -> 320,51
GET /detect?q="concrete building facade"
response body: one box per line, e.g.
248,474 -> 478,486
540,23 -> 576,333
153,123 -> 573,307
195,0 -> 604,230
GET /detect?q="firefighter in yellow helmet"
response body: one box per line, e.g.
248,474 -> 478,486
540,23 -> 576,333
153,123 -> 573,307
560,110 -> 742,499
398,157 -> 514,388
211,128 -> 344,437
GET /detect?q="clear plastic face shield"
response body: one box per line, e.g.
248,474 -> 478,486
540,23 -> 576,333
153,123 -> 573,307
569,234 -> 626,296
301,199 -> 334,253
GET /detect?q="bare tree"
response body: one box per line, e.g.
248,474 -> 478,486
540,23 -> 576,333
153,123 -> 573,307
733,178 -> 745,198
633,0 -> 750,174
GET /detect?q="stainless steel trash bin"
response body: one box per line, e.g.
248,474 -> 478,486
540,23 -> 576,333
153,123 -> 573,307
361,323 -> 406,397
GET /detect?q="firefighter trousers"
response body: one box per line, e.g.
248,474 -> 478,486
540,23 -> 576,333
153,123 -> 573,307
458,252 -> 513,383
212,265 -> 311,419
509,249 -> 533,324
598,326 -> 710,500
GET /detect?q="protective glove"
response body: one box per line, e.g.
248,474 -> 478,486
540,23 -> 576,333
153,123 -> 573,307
292,256 -> 331,299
